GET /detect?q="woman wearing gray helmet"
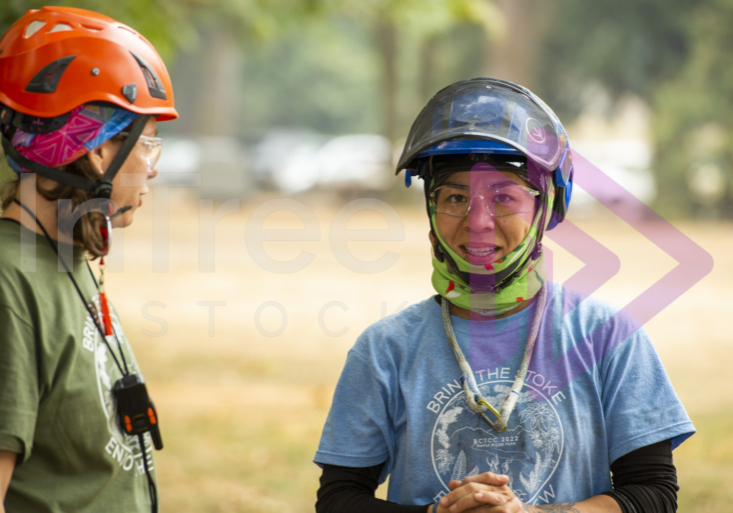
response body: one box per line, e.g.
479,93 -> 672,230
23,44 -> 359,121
314,78 -> 692,513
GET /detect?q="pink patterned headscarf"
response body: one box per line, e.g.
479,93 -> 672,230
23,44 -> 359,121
4,103 -> 138,174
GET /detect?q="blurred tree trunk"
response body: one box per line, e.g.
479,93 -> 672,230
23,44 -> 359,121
420,35 -> 439,106
199,30 -> 242,137
483,0 -> 546,90
171,28 -> 242,138
376,21 -> 398,141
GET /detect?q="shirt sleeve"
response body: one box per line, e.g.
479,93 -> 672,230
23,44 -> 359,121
0,304 -> 39,463
316,463 -> 431,513
602,439 -> 679,513
600,325 -> 695,463
314,340 -> 397,480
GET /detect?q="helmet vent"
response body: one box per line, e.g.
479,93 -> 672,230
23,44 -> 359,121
24,21 -> 46,38
48,23 -> 73,33
118,25 -> 137,36
82,25 -> 102,32
25,55 -> 77,94
130,51 -> 168,100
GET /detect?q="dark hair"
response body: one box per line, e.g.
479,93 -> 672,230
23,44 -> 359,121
1,134 -> 124,259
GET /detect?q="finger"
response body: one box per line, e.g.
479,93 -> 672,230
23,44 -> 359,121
473,491 -> 510,505
449,490 -> 507,512
442,480 -> 462,506
476,495 -> 527,513
439,486 -> 473,508
440,482 -> 492,509
461,472 -> 510,486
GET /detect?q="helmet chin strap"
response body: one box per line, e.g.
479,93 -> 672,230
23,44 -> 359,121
423,157 -> 547,293
431,227 -> 527,292
429,195 -> 550,293
110,205 -> 132,218
93,114 -> 150,198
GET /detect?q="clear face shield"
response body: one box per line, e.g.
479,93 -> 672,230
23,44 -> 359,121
396,78 -> 571,186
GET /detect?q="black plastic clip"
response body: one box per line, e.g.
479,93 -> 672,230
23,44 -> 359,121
94,182 -> 113,199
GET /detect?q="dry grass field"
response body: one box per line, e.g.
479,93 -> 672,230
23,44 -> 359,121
105,189 -> 733,512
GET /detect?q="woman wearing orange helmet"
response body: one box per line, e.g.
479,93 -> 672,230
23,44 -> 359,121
0,7 -> 177,513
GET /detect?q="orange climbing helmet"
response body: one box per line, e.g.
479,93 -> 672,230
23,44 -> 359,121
0,7 -> 178,198
0,6 -> 177,120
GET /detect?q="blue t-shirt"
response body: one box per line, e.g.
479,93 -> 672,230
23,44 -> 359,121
314,283 -> 694,507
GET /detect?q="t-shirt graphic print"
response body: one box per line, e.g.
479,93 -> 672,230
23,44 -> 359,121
431,378 -> 562,504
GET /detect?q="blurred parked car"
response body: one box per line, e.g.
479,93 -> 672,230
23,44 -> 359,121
317,134 -> 392,191
570,139 -> 656,219
156,136 -> 251,199
251,128 -> 327,193
252,129 -> 393,194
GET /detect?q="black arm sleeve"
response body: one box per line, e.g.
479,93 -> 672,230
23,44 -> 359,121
601,439 -> 679,513
317,440 -> 678,513
316,463 -> 432,513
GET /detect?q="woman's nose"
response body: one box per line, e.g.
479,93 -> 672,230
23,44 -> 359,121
147,162 -> 159,180
467,195 -> 496,231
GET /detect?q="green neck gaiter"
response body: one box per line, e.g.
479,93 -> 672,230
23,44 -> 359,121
430,176 -> 554,317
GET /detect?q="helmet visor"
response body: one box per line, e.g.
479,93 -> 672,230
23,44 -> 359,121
397,78 -> 568,176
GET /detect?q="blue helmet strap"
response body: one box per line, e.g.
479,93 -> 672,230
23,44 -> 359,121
546,169 -> 568,230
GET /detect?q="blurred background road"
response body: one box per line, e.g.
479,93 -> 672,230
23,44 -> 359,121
2,0 -> 732,511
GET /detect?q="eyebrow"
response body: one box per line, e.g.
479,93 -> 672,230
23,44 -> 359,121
443,180 -> 519,188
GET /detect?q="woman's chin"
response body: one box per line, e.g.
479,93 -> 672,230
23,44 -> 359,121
467,257 -> 498,266
111,211 -> 135,229
121,213 -> 135,228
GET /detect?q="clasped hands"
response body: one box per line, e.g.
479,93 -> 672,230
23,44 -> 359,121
431,472 -> 528,513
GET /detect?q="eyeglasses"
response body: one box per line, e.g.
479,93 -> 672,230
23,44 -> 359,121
118,133 -> 163,171
429,182 -> 540,218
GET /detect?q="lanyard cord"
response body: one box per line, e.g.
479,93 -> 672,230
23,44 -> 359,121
138,433 -> 158,513
84,260 -> 131,374
441,283 -> 547,433
12,199 -> 130,376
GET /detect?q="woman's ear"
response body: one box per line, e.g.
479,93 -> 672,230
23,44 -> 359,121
429,230 -> 437,246
86,139 -> 119,177
429,230 -> 445,262
85,145 -> 105,177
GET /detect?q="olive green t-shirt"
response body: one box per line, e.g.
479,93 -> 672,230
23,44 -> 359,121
0,220 -> 156,513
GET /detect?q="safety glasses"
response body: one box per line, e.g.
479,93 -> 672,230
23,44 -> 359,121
118,133 -> 163,172
430,182 -> 540,218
